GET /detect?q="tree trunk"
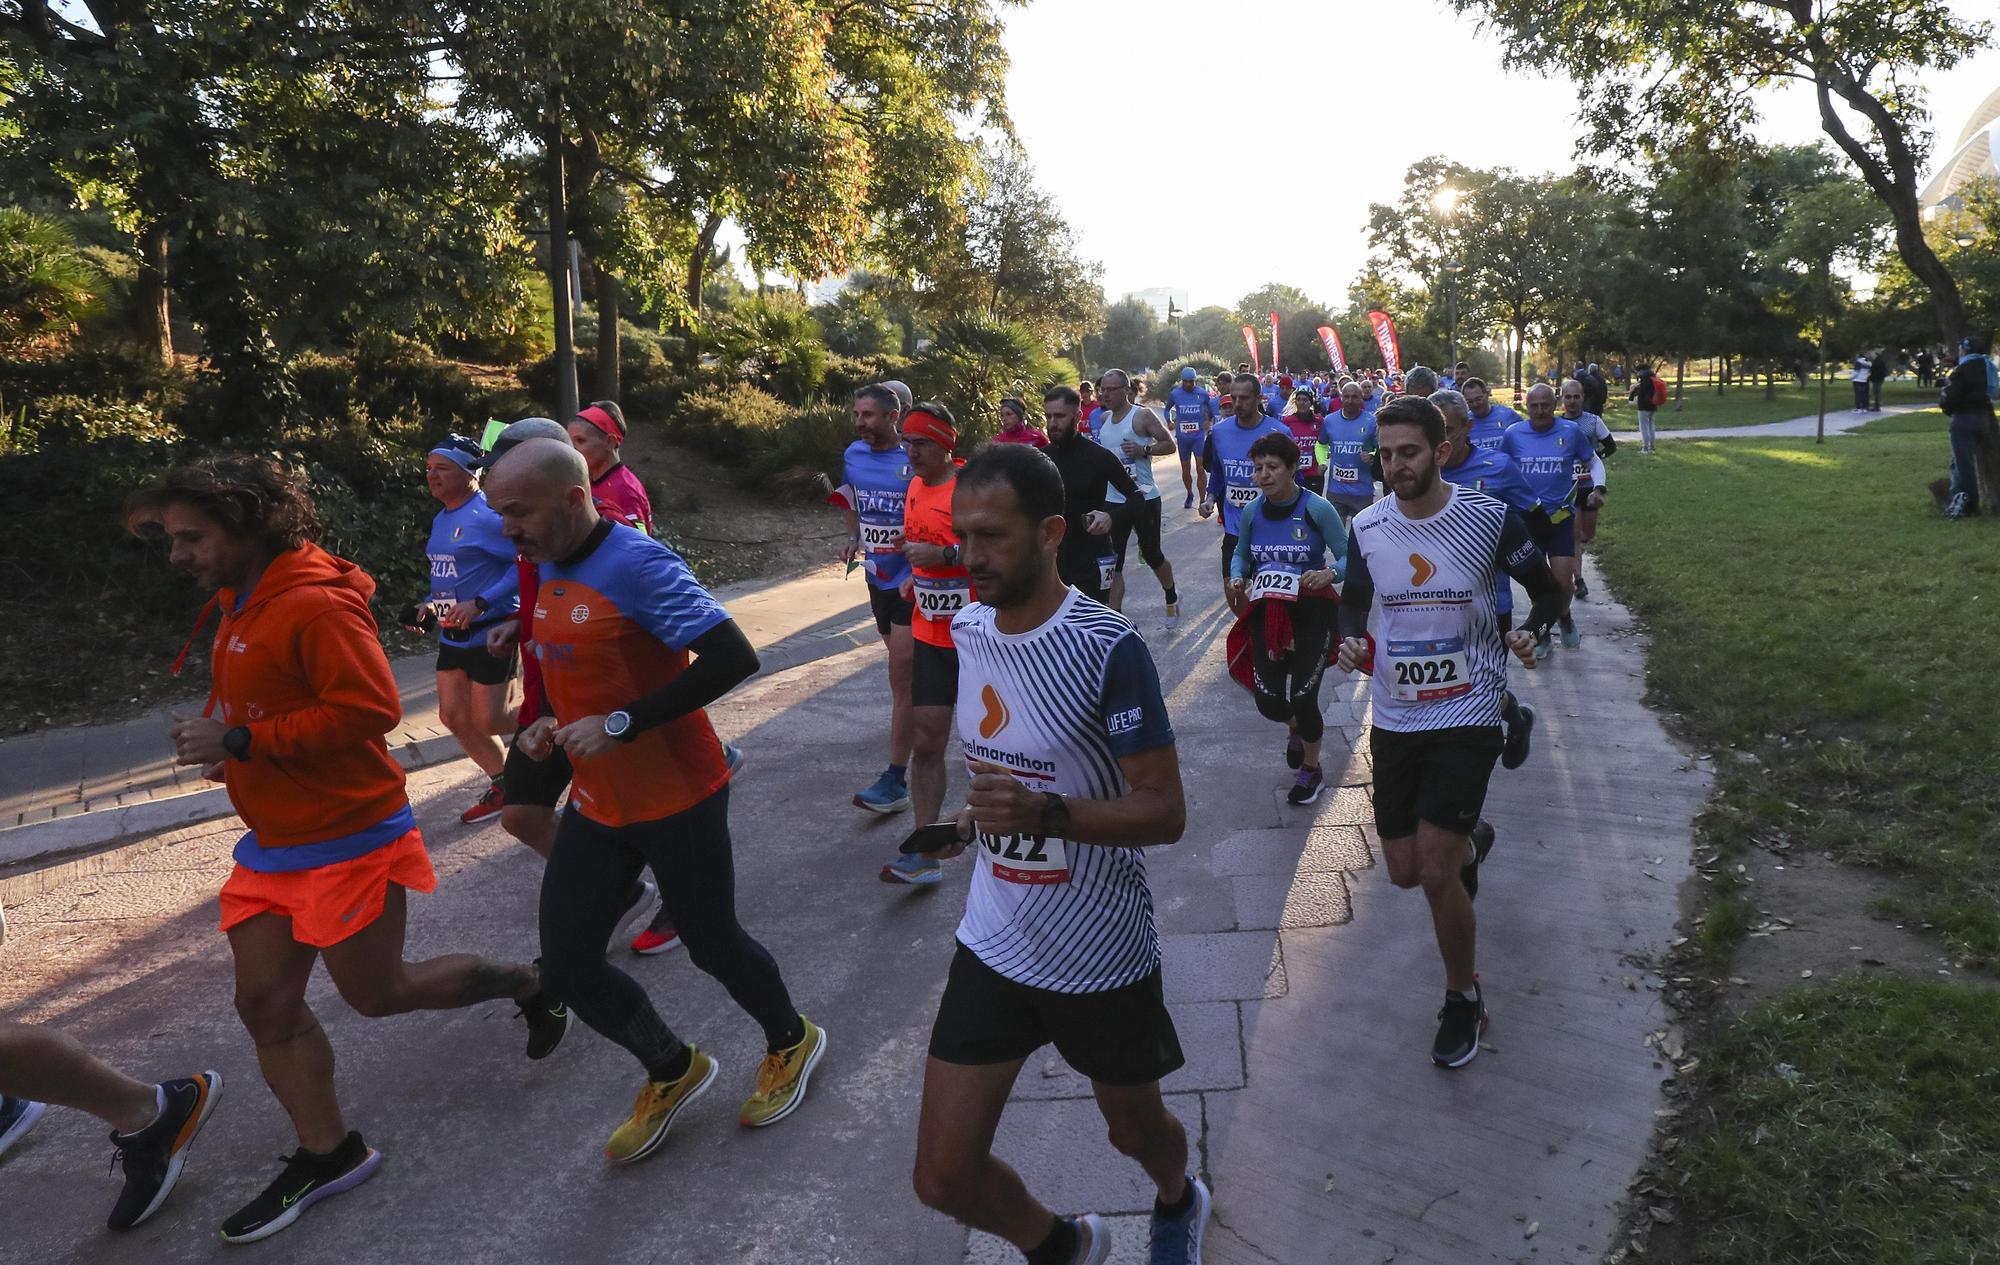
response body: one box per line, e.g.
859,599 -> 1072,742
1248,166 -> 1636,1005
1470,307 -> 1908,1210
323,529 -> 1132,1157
544,94 -> 579,422
1674,357 -> 1686,410
593,265 -> 620,403
684,213 -> 723,317
137,220 -> 172,365
1764,369 -> 1775,400
1512,321 -> 1526,392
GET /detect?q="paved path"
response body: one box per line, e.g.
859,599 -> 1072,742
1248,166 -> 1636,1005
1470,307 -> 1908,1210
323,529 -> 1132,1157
0,462 -> 1706,1263
1615,401 -> 1926,441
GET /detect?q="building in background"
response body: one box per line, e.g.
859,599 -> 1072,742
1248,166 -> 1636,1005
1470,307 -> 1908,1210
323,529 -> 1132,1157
1124,287 -> 1188,324
1920,84 -> 2000,212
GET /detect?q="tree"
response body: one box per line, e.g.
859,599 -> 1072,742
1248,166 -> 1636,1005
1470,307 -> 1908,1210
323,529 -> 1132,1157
1086,297 -> 1159,374
0,205 -> 104,353
1175,305 -> 1247,363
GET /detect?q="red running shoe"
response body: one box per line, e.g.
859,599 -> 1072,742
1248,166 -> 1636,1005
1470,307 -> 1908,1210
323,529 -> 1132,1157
630,927 -> 683,956
460,779 -> 505,824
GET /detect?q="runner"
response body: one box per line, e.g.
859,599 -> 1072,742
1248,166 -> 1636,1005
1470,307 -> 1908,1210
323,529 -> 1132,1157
882,403 -> 973,886
413,435 -> 519,825
1042,385 -> 1141,605
1461,377 -> 1522,451
1501,384 -> 1601,658
1163,366 -> 1218,507
993,397 -> 1049,449
1281,385 -> 1326,495
1432,389 -> 1539,771
1556,379 -> 1614,603
1227,433 -> 1347,806
0,1024 -> 220,1231
1092,369 -> 1181,627
1334,395 -> 1566,1068
831,384 -> 917,815
484,439 -> 825,1162
1077,379 -> 1102,438
1321,380 -> 1379,523
568,400 -> 655,533
129,456 -> 567,1241
1200,376 -> 1291,615
907,441 -> 1209,1265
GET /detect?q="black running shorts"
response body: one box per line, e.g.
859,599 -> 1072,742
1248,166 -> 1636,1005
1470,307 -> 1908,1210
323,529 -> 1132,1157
503,726 -> 573,808
1109,496 -> 1166,571
1369,724 -> 1503,839
910,638 -> 959,710
928,943 -> 1185,1087
437,640 -> 516,687
869,583 -> 914,635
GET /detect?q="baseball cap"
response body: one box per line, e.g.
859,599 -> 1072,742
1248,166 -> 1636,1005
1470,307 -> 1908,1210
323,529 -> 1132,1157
428,434 -> 484,472
879,379 -> 914,414
471,417 -> 569,469
1180,366 -> 1197,381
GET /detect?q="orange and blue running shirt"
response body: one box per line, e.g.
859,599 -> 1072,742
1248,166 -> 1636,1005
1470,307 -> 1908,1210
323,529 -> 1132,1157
532,521 -> 732,826
904,473 -> 973,648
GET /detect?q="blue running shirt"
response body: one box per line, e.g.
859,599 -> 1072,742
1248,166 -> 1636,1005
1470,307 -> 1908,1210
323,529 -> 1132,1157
426,491 -> 520,648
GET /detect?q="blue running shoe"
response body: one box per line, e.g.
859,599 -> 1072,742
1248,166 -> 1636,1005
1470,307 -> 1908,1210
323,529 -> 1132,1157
724,744 -> 746,775
0,1095 -> 46,1160
1561,624 -> 1582,651
853,768 -> 911,815
1149,1176 -> 1212,1264
879,853 -> 942,885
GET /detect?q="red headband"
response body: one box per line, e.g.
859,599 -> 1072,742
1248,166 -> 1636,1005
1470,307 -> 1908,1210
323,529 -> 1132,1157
576,405 -> 623,442
900,408 -> 957,452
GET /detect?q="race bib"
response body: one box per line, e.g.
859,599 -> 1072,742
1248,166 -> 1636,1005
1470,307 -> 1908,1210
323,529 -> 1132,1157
1178,419 -> 1202,436
913,575 -> 969,618
1097,556 -> 1117,590
1247,566 -> 1301,602
1226,484 -> 1259,510
427,598 -> 455,620
1385,637 -> 1473,703
1332,465 -> 1361,483
860,522 -> 904,551
979,831 -> 1070,885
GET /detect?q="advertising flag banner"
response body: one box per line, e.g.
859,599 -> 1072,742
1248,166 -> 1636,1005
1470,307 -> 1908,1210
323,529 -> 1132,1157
1269,311 -> 1280,370
1241,325 -> 1261,373
1316,325 -> 1347,374
1367,310 -> 1401,375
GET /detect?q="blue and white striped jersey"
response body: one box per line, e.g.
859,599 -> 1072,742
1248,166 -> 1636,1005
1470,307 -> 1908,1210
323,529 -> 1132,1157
950,588 -> 1176,994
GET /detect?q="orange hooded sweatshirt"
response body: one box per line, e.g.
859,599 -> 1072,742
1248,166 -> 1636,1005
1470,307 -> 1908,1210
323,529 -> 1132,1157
207,543 -> 409,848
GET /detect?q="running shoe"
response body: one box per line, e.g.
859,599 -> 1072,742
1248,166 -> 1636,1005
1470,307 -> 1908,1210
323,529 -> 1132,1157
1533,631 -> 1552,663
739,1017 -> 827,1128
852,768 -> 911,815
1285,733 -> 1304,770
724,743 -> 746,775
0,1095 -> 46,1160
1431,984 -> 1487,1069
605,1048 -> 718,1165
1071,1214 -> 1113,1264
1560,624 -> 1582,651
630,926 -> 684,956
1286,766 -> 1324,806
218,1131 -> 380,1244
107,1072 -> 223,1231
879,853 -> 943,885
1183,492 -> 1194,509
1460,821 -> 1496,902
517,981 -> 572,1061
1148,1176 -> 1212,1265
459,777 -> 505,824
1573,572 -> 1589,601
1945,492 -> 1969,520
1164,601 -> 1180,631
609,876 -> 661,954
1501,703 -> 1535,771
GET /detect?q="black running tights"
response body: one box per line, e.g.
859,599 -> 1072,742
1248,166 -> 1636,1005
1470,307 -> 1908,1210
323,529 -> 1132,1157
538,785 -> 798,1073
1251,600 -> 1332,745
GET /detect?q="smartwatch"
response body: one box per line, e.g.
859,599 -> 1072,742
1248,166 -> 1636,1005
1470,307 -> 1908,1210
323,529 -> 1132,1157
604,710 -> 635,741
472,595 -> 490,614
223,726 -> 253,761
1039,792 -> 1071,839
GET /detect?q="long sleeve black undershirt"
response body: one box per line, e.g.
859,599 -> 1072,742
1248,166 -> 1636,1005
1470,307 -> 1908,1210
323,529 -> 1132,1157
620,619 -> 760,737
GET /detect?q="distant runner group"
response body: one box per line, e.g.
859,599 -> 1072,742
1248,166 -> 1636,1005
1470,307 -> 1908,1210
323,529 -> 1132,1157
0,358 -> 1618,1265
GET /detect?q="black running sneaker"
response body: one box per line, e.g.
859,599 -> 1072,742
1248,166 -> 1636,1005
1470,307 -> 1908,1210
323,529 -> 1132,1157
1501,703 -> 1535,770
1431,985 -> 1487,1069
1574,572 -> 1589,601
519,988 -> 573,1061
107,1071 -> 223,1231
1286,765 -> 1324,806
1460,821 -> 1497,902
219,1132 -> 380,1244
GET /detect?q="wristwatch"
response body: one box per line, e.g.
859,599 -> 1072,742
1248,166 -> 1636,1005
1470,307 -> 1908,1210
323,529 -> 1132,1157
223,726 -> 253,761
604,710 -> 635,741
943,544 -> 960,567
472,595 -> 490,614
1039,792 -> 1071,838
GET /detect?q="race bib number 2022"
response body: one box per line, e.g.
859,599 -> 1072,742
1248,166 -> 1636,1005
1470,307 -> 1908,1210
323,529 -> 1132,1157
980,831 -> 1070,885
1385,637 -> 1473,703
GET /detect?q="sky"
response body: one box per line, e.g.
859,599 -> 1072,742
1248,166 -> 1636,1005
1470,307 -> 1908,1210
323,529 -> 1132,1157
999,0 -> 2000,313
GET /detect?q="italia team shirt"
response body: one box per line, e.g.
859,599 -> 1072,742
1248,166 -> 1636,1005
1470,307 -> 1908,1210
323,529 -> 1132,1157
1164,385 -> 1217,451
426,491 -> 520,648
1203,416 -> 1293,528
533,522 -> 732,827
1319,410 -> 1377,499
1466,403 -> 1523,450
1500,418 -> 1599,518
952,590 -> 1176,993
1440,446 -> 1536,513
835,440 -> 913,590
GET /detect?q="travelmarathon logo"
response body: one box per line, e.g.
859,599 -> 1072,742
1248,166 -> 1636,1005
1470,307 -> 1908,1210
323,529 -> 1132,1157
962,740 -> 1056,777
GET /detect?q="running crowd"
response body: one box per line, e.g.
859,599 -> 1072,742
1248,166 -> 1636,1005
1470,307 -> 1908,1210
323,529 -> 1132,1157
0,360 -> 1621,1265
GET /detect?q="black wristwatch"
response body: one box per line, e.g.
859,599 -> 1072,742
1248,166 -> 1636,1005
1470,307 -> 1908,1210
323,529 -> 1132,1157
223,726 -> 253,761
604,710 -> 636,742
943,544 -> 960,567
1039,792 -> 1071,838
472,595 -> 490,614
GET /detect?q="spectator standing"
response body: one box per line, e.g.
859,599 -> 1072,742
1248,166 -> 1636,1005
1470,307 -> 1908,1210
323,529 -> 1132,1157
1582,363 -> 1610,416
1850,353 -> 1872,413
1628,364 -> 1664,454
1940,335 -> 1998,520
1915,349 -> 1936,388
1867,349 -> 1889,411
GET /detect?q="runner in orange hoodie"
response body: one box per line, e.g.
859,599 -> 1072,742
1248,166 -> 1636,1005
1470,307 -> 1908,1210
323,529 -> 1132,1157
127,455 -> 571,1245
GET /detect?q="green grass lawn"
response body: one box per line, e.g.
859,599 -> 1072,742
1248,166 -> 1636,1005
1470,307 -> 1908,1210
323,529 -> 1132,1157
1585,376 -> 1934,431
1594,414 -> 2000,1263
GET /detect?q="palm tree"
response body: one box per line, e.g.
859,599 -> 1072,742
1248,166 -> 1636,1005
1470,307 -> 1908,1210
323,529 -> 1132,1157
0,207 -> 106,354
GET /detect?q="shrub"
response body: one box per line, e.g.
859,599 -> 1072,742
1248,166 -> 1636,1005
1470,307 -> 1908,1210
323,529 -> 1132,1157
906,316 -> 1067,443
3,392 -> 180,451
669,382 -> 794,463
711,297 -> 829,405
0,206 -> 107,354
821,352 -> 915,401
743,401 -> 856,495
1149,352 -> 1233,390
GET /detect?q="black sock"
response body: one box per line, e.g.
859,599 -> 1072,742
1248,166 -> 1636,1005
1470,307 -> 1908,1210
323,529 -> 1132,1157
1155,1178 -> 1196,1218
1025,1218 -> 1078,1265
646,1045 -> 693,1085
1163,585 -> 1179,605
768,1016 -> 806,1054
1500,692 -> 1521,726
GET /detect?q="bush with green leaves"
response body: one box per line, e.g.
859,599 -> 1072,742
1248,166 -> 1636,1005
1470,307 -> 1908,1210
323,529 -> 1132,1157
669,382 -> 796,464
710,296 -> 829,405
1146,352 -> 1233,392
0,206 -> 107,354
907,316 -> 1067,443
2,393 -> 180,452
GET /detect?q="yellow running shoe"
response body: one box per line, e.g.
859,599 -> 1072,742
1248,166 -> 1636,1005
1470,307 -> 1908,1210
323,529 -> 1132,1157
739,1018 -> 827,1128
604,1048 -> 717,1165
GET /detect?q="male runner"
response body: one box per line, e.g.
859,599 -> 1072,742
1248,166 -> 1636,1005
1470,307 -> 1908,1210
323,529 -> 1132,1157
1503,384 -> 1603,656
1042,385 -> 1141,605
1092,369 -> 1180,626
1228,433 -> 1346,806
1200,376 -> 1290,614
1335,396 -> 1565,1068
882,403 -> 974,886
569,401 -> 655,532
1163,366 -> 1218,507
486,439 -> 825,1161
415,435 -> 519,824
1556,379 -> 1613,602
130,456 -> 566,1241
833,384 -> 917,814
0,1024 -> 220,1231
1461,377 -> 1522,450
1321,380 -> 1379,522
1432,389 -> 1538,770
909,442 -> 1209,1265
